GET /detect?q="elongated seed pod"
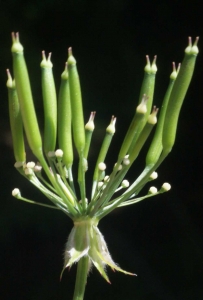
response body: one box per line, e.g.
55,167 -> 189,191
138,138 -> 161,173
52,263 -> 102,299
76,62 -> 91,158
118,95 -> 147,159
67,48 -> 85,153
11,33 -> 42,158
58,63 -> 73,168
94,116 -> 116,178
7,70 -> 25,162
162,37 -> 199,154
40,52 -> 57,154
91,116 -> 116,199
146,63 -> 179,165
84,111 -> 96,159
129,107 -> 158,164
137,56 -> 157,130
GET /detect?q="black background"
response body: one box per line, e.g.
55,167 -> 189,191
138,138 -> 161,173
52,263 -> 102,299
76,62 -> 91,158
0,1 -> 203,299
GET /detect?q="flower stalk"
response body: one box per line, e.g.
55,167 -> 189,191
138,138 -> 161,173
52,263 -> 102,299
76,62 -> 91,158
8,33 -> 199,300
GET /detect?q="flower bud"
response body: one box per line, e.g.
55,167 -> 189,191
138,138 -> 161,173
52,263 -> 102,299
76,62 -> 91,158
160,182 -> 171,192
26,161 -> 35,168
123,156 -> 130,165
98,162 -> 106,171
149,171 -> 158,180
55,149 -> 64,158
12,188 -> 21,197
98,182 -> 104,189
24,167 -> 33,176
121,180 -> 130,188
149,186 -> 157,194
34,164 -> 42,173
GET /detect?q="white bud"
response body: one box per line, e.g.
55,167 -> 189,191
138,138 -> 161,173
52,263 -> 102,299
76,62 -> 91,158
24,167 -> 33,176
149,186 -> 158,194
150,171 -> 158,180
161,182 -> 171,191
26,161 -> 35,168
12,188 -> 21,197
34,165 -> 42,172
98,182 -> 104,188
123,157 -> 130,165
98,162 -> 106,171
55,149 -> 63,158
121,180 -> 130,188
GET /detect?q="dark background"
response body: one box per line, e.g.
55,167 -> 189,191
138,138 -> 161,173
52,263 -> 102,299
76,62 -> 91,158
0,1 -> 203,299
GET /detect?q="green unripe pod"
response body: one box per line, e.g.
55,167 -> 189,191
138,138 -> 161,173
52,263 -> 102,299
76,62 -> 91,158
85,111 -> 95,132
162,37 -> 199,154
137,56 -> 157,132
11,33 -> 42,159
67,48 -> 85,153
84,111 -> 96,159
118,95 -> 147,159
129,107 -> 158,165
93,116 -> 116,181
58,63 -> 73,168
146,62 -> 179,165
7,69 -> 25,162
91,116 -> 116,200
40,51 -> 57,154
118,55 -> 157,161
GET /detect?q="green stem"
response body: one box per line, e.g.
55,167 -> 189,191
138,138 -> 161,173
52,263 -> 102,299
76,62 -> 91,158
72,256 -> 89,300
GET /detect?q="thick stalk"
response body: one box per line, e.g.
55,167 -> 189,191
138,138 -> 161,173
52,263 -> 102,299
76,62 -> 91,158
72,256 -> 89,300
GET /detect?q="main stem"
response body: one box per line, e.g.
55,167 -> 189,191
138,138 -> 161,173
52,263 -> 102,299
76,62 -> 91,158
72,256 -> 89,300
